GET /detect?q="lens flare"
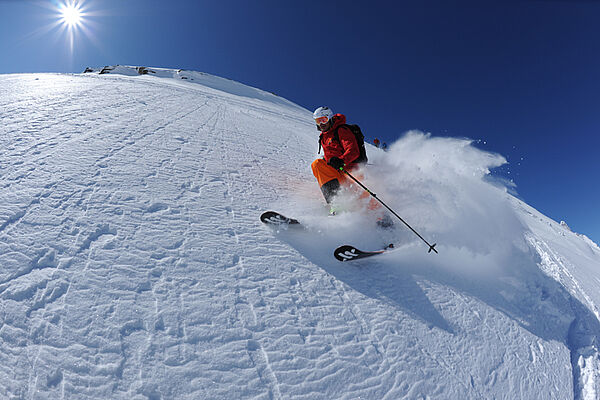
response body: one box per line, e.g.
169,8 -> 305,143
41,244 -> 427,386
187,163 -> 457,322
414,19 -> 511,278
53,1 -> 89,54
60,3 -> 83,27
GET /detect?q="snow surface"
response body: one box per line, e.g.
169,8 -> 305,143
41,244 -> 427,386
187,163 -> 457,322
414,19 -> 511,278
1,66 -> 599,399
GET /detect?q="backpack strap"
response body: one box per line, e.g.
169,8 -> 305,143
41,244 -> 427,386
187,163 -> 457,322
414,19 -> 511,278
318,133 -> 324,154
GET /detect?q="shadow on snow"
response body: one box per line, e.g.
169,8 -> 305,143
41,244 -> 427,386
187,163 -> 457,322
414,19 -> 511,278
269,223 -> 600,398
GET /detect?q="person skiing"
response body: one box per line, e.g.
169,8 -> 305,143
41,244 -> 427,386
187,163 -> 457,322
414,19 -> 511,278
311,106 -> 363,207
310,106 -> 393,228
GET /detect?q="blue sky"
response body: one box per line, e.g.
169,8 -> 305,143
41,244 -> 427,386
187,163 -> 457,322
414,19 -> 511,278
1,0 -> 599,244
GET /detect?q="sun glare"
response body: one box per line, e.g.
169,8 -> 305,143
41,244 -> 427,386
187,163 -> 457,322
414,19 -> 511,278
51,1 -> 91,53
60,3 -> 83,27
27,0 -> 97,57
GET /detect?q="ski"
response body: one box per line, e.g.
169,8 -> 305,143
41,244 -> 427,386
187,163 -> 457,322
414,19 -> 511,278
260,211 -> 301,226
334,243 -> 395,262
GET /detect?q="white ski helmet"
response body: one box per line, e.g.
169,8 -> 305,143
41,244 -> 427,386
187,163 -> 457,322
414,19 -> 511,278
313,106 -> 333,123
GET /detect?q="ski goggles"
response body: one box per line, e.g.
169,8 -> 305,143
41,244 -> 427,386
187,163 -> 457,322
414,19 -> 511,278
315,116 -> 329,124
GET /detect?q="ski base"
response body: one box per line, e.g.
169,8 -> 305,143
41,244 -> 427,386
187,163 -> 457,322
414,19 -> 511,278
334,244 -> 395,262
260,211 -> 301,226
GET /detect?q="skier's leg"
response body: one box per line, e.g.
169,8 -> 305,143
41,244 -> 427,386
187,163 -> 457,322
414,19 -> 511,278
320,179 -> 341,204
341,167 -> 380,210
311,159 -> 345,203
345,166 -> 392,227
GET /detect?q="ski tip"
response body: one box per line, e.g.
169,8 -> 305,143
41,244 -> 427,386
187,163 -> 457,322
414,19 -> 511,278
334,245 -> 358,262
260,211 -> 300,226
334,245 -> 388,262
428,243 -> 438,254
260,211 -> 277,223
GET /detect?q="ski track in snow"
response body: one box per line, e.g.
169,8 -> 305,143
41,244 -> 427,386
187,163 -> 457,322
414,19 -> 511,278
0,71 -> 599,399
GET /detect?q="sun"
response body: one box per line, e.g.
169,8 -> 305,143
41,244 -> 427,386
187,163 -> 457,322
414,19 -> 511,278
26,0 -> 96,57
53,0 -> 90,53
60,3 -> 83,27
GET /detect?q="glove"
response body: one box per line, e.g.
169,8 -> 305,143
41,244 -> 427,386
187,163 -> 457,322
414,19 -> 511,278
328,157 -> 345,170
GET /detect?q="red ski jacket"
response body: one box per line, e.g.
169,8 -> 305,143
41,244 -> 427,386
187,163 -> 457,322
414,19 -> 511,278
319,114 -> 360,166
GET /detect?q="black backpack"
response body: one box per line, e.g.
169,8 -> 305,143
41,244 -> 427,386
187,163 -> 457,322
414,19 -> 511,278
319,124 -> 368,164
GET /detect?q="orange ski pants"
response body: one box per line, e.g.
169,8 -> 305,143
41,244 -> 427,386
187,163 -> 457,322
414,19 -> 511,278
311,158 -> 380,211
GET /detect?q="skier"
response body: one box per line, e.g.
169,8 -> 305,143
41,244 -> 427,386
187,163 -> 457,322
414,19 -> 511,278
373,138 -> 380,148
311,106 -> 393,227
311,106 -> 363,207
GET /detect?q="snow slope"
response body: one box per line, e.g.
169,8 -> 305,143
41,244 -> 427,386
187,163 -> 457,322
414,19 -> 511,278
1,67 -> 599,399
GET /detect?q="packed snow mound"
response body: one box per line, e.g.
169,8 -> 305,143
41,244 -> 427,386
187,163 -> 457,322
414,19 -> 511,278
1,70 -> 599,400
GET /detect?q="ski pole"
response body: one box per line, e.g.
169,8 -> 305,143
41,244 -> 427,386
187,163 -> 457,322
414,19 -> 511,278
340,167 -> 438,254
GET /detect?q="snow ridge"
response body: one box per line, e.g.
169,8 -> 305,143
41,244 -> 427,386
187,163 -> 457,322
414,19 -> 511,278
527,234 -> 600,399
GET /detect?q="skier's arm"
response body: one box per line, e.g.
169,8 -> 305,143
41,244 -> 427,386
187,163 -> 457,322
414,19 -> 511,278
337,126 -> 360,165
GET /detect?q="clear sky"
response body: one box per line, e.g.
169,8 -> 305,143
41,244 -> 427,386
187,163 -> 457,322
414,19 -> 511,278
1,0 -> 599,244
